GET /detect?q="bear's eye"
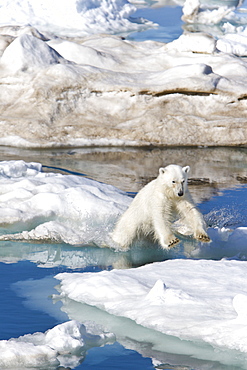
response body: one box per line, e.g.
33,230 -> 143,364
172,180 -> 176,184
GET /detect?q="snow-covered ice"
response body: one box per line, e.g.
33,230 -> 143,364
0,320 -> 114,369
0,0 -> 246,146
0,160 -> 131,246
0,0 -> 155,37
0,28 -> 246,147
55,259 -> 247,368
182,0 -> 241,25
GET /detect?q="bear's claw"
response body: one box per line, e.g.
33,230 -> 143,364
168,237 -> 180,248
196,234 -> 211,243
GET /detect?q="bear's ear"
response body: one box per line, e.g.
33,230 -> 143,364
183,165 -> 190,174
159,167 -> 166,175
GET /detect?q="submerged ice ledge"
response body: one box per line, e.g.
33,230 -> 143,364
0,25 -> 246,146
0,227 -> 247,269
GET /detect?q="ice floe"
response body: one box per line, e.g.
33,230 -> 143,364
217,32 -> 247,55
0,320 -> 114,369
0,0 -> 154,37
182,0 -> 238,25
55,259 -> 247,368
0,160 -> 130,246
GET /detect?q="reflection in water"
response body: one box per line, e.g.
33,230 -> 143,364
55,290 -> 243,370
0,145 -> 246,200
0,240 -> 170,269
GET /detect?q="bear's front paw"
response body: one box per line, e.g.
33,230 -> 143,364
195,233 -> 211,243
167,236 -> 180,248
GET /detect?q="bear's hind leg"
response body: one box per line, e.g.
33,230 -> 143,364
111,218 -> 139,250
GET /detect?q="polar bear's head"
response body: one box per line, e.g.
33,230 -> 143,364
158,164 -> 190,198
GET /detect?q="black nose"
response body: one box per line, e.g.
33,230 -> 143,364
178,191 -> 183,197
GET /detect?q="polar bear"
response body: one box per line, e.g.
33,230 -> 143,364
111,164 -> 210,250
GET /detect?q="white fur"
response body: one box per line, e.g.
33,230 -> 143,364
111,164 -> 210,250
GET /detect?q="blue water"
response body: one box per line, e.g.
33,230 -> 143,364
0,262 -> 155,369
202,186 -> 247,228
0,261 -> 63,340
128,0 -> 247,43
128,6 -> 183,43
83,342 -> 154,369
